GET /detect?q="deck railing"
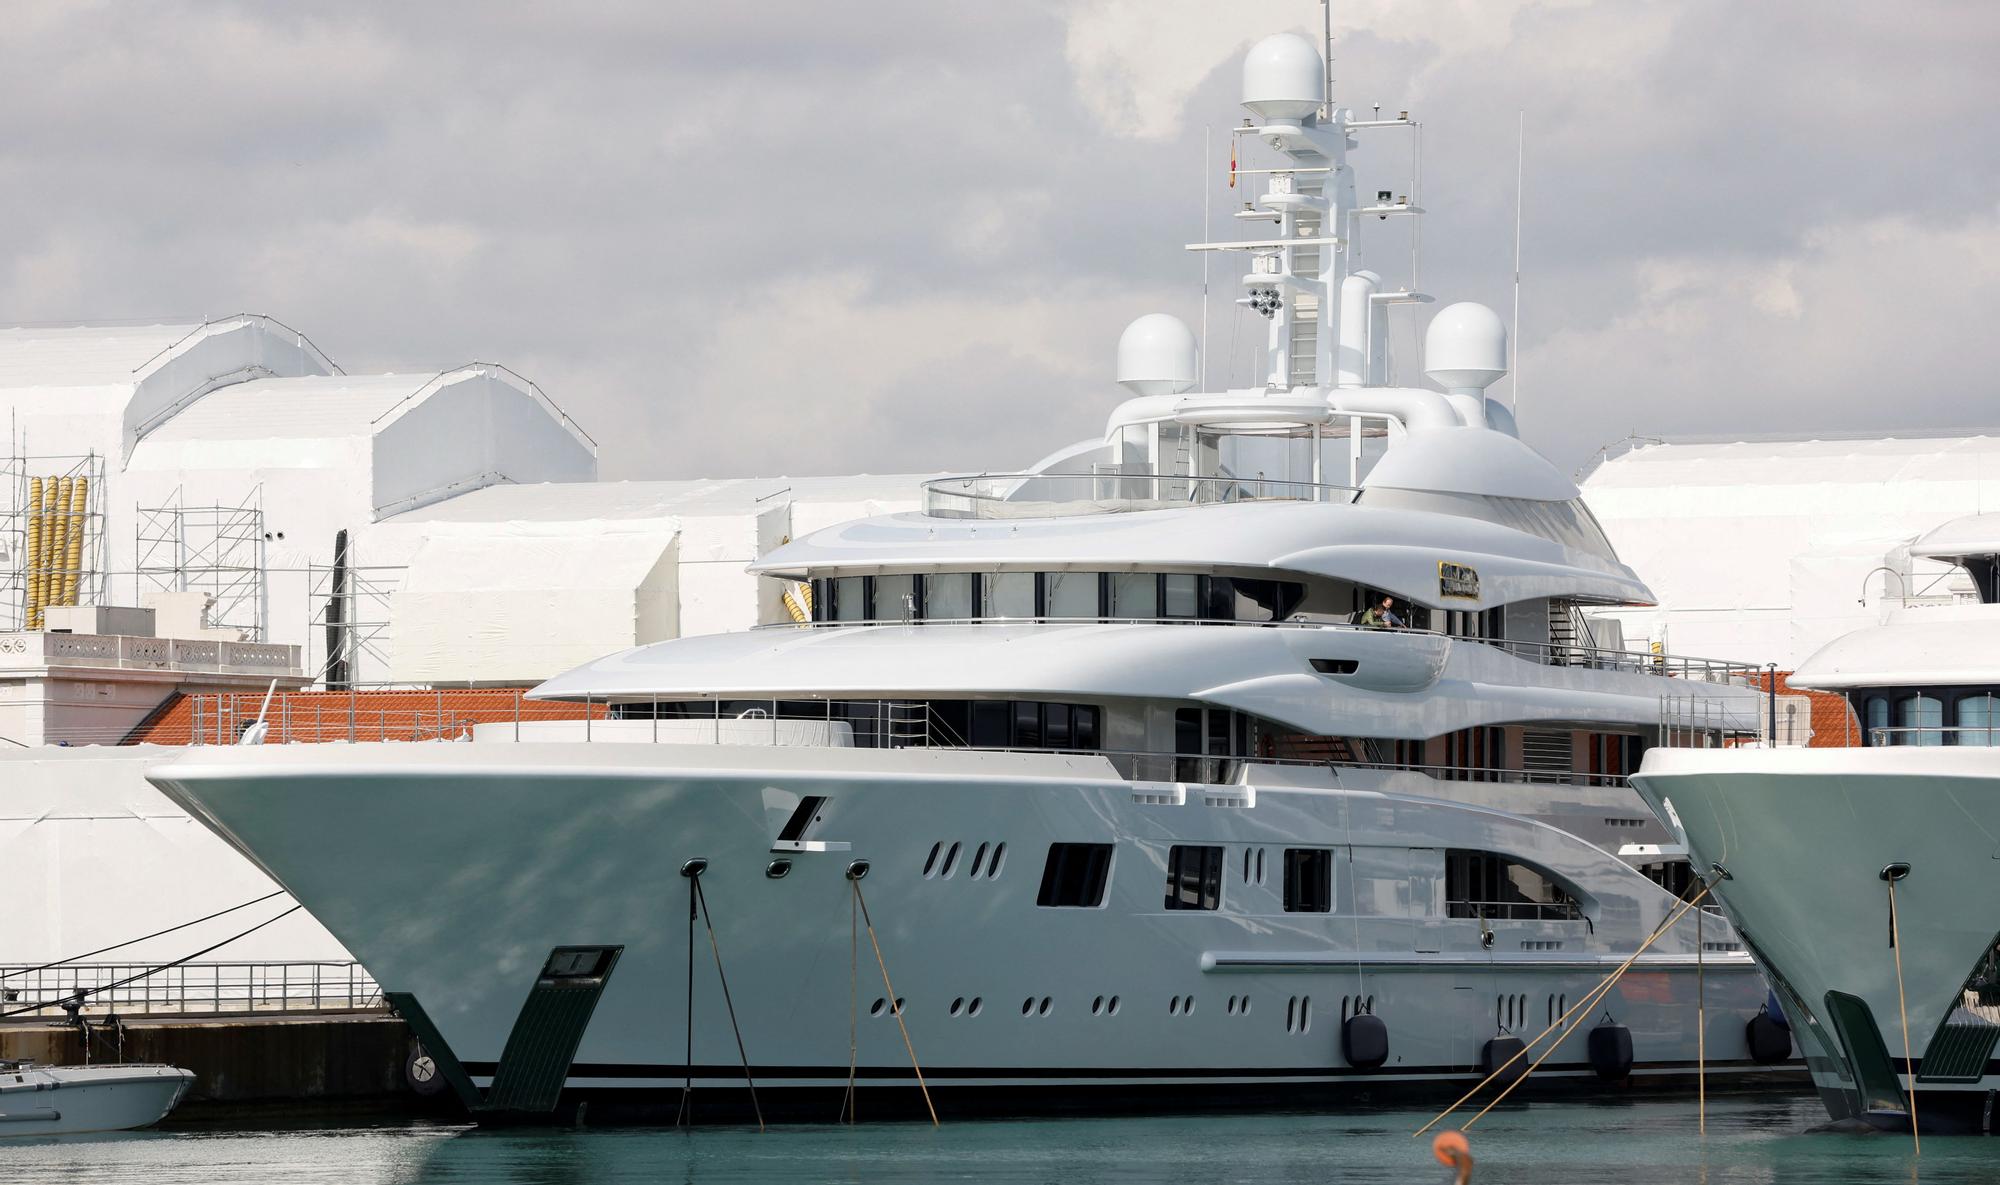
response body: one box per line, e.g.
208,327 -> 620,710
922,472 -> 1359,519
1864,725 -> 2000,747
0,961 -> 382,1021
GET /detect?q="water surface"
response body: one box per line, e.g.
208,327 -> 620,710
9,1095 -> 1986,1183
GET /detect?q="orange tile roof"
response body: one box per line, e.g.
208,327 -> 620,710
127,689 -> 603,746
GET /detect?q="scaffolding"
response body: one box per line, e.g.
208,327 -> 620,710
305,554 -> 402,688
0,449 -> 107,632
135,488 -> 268,641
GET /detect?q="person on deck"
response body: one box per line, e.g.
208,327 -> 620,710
1359,594 -> 1405,629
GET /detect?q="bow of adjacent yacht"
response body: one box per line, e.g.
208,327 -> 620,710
1633,513 -> 2000,1134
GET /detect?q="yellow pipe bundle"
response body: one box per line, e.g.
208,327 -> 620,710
25,477 -> 44,629
62,475 -> 87,607
46,477 -> 71,615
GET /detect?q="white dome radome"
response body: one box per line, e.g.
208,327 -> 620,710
1116,313 -> 1199,396
1424,301 -> 1509,392
1241,34 -> 1324,122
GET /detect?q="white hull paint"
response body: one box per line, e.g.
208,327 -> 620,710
0,1064 -> 193,1137
153,742 -> 1786,1119
1634,747 -> 2000,1132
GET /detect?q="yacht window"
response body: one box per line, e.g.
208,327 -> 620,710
1037,843 -> 1113,908
832,576 -> 868,622
1045,704 -> 1073,748
873,574 -> 916,621
1165,845 -> 1224,911
809,578 -> 831,622
1013,701 -> 1042,747
1954,694 -> 1999,746
1074,706 -> 1100,750
1109,572 -> 1159,620
1864,696 -> 1890,743
1896,694 -> 1944,747
1283,849 -> 1334,913
1045,571 -> 1102,619
983,571 -> 1036,619
1163,573 -> 1201,618
971,701 -> 1012,747
925,572 -> 975,621
1445,850 -> 1581,921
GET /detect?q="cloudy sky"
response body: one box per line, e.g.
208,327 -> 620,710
4,1 -> 1996,480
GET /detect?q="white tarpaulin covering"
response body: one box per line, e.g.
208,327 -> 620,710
389,524 -> 678,685
1582,433 -> 2000,668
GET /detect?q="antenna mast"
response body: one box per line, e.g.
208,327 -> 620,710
1511,110 -> 1525,429
1322,1 -> 1334,116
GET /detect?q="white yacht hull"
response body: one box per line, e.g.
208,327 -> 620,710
0,1064 -> 193,1137
1633,747 -> 2000,1133
151,742 -> 1788,1122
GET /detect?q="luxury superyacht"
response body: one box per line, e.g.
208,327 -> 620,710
1633,511 -> 2000,1134
149,32 -> 1785,1121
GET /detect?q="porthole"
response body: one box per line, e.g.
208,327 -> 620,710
987,842 -> 1007,878
950,997 -> 965,1017
922,842 -> 942,878
1092,995 -> 1105,1016
1184,996 -> 1196,1016
1226,996 -> 1237,1016
1038,996 -> 1052,1016
1286,996 -> 1297,1033
1300,996 -> 1311,1033
941,842 -> 963,879
1169,996 -> 1182,1016
765,859 -> 792,879
1022,997 -> 1035,1016
970,842 -> 989,878
1108,995 -> 1121,1015
871,998 -> 887,1017
1256,848 -> 1266,885
968,997 -> 984,1017
891,997 -> 905,1016
1240,996 -> 1251,1015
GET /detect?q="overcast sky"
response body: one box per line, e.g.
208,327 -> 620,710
4,1 -> 1996,480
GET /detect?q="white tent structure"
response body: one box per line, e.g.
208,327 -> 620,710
372,476 -> 935,684
1580,432 -> 2000,669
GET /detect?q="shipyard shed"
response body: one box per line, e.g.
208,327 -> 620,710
1580,432 -> 2000,669
370,474 -> 936,685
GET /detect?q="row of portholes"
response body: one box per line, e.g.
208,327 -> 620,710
1285,995 -> 1313,1034
1225,995 -> 1254,1016
1545,992 -> 1569,1027
1021,995 -> 1053,1017
1340,995 -> 1375,1020
869,997 -> 905,1017
948,997 -> 985,1017
1168,995 -> 1198,1016
1090,995 -> 1123,1016
1498,992 -> 1529,1031
921,840 -> 1007,880
1241,847 -> 1267,886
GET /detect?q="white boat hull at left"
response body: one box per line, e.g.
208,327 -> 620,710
0,1063 -> 194,1137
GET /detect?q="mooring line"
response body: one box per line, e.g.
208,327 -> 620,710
1416,875 -> 1718,1137
1885,866 -> 1920,1154
841,880 -> 860,1125
694,875 -> 765,1132
2,889 -> 287,981
851,870 -> 939,1127
676,859 -> 699,1128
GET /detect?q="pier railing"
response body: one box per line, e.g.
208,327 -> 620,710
0,960 -> 383,1021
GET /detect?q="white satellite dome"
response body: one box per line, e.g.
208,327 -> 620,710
1423,301 -> 1509,393
1116,313 -> 1198,396
1241,34 -> 1324,122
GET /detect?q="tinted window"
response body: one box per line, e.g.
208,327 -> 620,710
1284,848 -> 1333,913
873,574 -> 915,620
1038,843 -> 1113,908
984,571 -> 1036,618
1109,573 -> 1158,619
1045,571 -> 1100,618
1956,694 -> 1999,746
832,576 -> 867,622
925,572 -> 974,620
1163,574 -> 1201,618
1165,845 -> 1223,911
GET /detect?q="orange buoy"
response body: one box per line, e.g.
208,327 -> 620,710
1432,1129 -> 1473,1183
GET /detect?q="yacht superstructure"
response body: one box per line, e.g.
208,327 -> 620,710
1633,512 -> 2000,1134
148,31 -> 1785,1121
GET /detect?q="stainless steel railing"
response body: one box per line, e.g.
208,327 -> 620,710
1864,725 -> 2000,747
0,961 -> 383,1020
922,472 -> 1360,519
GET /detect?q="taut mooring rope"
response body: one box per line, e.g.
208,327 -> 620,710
852,875 -> 939,1127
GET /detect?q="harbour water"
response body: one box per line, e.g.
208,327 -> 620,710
8,1096 -> 1987,1184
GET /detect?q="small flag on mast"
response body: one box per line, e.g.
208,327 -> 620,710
1228,140 -> 1237,188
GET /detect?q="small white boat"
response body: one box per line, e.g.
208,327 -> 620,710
0,1061 -> 194,1137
